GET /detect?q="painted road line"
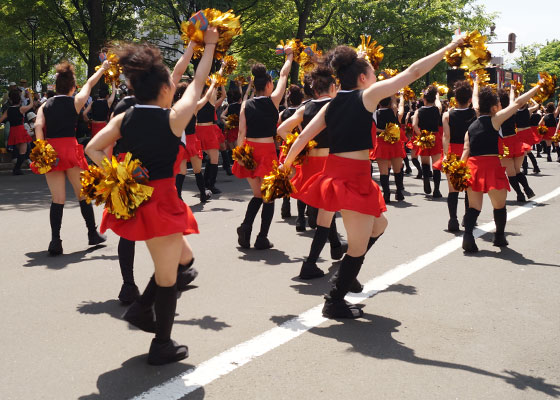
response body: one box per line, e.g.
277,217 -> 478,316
134,186 -> 560,400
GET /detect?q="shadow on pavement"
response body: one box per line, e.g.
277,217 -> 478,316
23,245 -> 114,270
175,315 -> 231,331
237,247 -> 297,266
466,247 -> 560,268
310,314 -> 560,398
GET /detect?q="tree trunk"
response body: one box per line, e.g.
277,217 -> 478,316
290,0 -> 313,84
87,0 -> 106,83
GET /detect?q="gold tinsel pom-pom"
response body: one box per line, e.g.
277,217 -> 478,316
449,97 -> 457,108
414,130 -> 436,149
232,144 -> 257,170
234,75 -> 248,86
206,73 -> 227,87
441,153 -> 471,192
357,35 -> 384,70
276,39 -> 306,64
537,125 -> 548,136
551,132 -> 560,144
444,30 -> 492,72
464,69 -> 496,90
222,55 -> 237,76
260,161 -> 296,203
379,123 -> 401,144
510,80 -> 524,96
95,53 -> 123,86
378,69 -> 398,81
280,132 -> 317,166
432,82 -> 449,96
400,86 -> 415,101
225,114 -> 239,130
80,164 -> 106,205
531,72 -> 558,104
180,9 -> 242,60
298,43 -> 322,83
29,140 -> 59,174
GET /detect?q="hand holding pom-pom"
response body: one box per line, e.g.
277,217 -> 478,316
232,144 -> 257,170
261,161 -> 297,203
30,140 -> 59,174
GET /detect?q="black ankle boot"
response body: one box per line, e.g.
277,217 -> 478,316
421,164 -> 432,194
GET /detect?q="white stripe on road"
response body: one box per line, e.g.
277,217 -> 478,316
134,186 -> 560,400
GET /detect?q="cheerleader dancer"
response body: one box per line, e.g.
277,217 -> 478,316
405,100 -> 423,177
441,80 -> 476,231
517,100 -> 541,174
461,81 -> 542,253
84,82 -> 116,137
282,37 -> 464,318
400,97 -> 413,174
0,89 -> 34,175
221,84 -> 242,151
86,30 -> 218,364
539,102 -> 560,162
497,88 -> 535,202
33,62 -> 108,255
413,85 -> 443,197
232,47 -> 293,250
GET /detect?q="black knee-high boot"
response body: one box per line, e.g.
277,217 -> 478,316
208,163 -> 221,193
220,150 -> 232,175
323,255 -> 365,319
79,200 -> 106,245
281,197 -> 291,218
48,202 -> 64,255
492,207 -> 508,247
307,206 -> 318,229
237,197 -> 263,248
461,193 -> 470,227
508,175 -> 525,202
329,217 -> 346,260
255,201 -> 274,249
411,157 -> 422,179
295,200 -> 307,231
123,275 -> 157,333
536,143 -> 542,157
545,145 -> 552,162
447,192 -> 459,231
394,171 -> 405,201
380,174 -> 390,203
556,146 -> 560,161
118,238 -> 139,303
175,174 -> 185,199
462,208 -> 480,252
148,284 -> 188,365
194,172 -> 209,202
421,164 -> 432,194
516,172 -> 535,198
300,225 -> 330,279
403,155 -> 412,174
432,170 -> 442,197
13,154 -> 25,175
522,156 -> 529,175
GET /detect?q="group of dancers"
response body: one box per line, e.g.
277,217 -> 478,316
23,26 -> 559,366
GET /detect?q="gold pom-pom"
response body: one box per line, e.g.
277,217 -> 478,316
225,114 -> 239,130
537,125 -> 548,136
80,164 -> 106,205
414,130 -> 436,149
432,82 -> 449,96
441,153 -> 471,191
510,80 -> 524,96
29,140 -> 58,174
444,30 -> 492,71
551,131 -> 560,144
400,86 -> 415,101
181,9 -> 242,60
222,55 -> 237,76
95,53 -> 123,85
449,97 -> 457,108
357,35 -> 384,70
260,161 -> 296,203
280,132 -> 317,166
379,123 -> 401,144
405,124 -> 413,138
276,39 -> 306,64
378,69 -> 398,81
531,72 -> 558,104
234,75 -> 248,86
232,144 -> 257,170
206,72 -> 227,87
464,69 -> 496,90
298,43 -> 322,83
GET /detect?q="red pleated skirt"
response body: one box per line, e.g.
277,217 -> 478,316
406,134 -> 419,152
518,127 -> 541,146
499,135 -> 525,158
369,124 -> 378,160
232,141 -> 277,179
184,134 -> 203,160
417,131 -> 443,157
91,121 -> 107,138
216,127 -> 226,144
297,154 -> 387,216
373,139 -> 405,160
100,177 -> 199,241
195,125 -> 220,150
544,127 -> 556,141
433,143 -> 463,170
291,155 -> 327,197
7,125 -> 32,145
45,137 -> 88,172
226,127 -> 239,143
467,156 -> 510,193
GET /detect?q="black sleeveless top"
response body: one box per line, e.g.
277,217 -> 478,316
515,107 -> 531,128
418,106 -> 440,132
226,102 -> 241,117
530,113 -> 541,127
303,98 -> 330,149
7,106 -> 23,126
468,116 -> 500,156
113,96 -> 137,117
43,96 -> 77,138
197,102 -> 215,123
325,90 -> 373,153
374,108 -> 398,132
501,115 -> 517,137
91,99 -> 109,121
120,105 -> 179,180
400,105 -> 409,125
449,108 -> 476,144
185,115 -> 197,136
245,96 -> 278,139
543,113 -> 557,128
281,107 -> 298,122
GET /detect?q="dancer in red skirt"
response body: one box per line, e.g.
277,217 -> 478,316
497,87 -> 535,202
221,85 -> 242,152
539,102 -> 560,162
33,61 -> 108,255
516,100 -> 541,174
461,81 -> 543,253
441,80 -> 476,231
406,100 -> 423,178
233,46 -> 293,250
84,82 -> 116,137
0,89 -> 34,174
282,37 -> 464,318
413,85 -> 443,197
86,30 -> 217,365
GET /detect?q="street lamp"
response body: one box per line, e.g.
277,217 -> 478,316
26,16 -> 39,91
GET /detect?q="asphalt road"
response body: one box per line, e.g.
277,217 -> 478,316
1,157 -> 559,400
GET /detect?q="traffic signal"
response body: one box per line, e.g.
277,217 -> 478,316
508,33 -> 516,53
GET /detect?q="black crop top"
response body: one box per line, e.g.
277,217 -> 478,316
468,116 -> 500,156
374,108 -> 398,132
197,102 -> 215,123
245,96 -> 278,139
43,96 -> 77,138
417,106 -> 440,132
113,96 -> 137,117
449,108 -> 476,144
500,115 -> 517,137
281,107 -> 297,122
515,107 -> 530,128
543,113 -> 557,128
303,98 -> 330,149
530,112 -> 542,127
91,99 -> 109,121
227,102 -> 241,117
325,90 -> 373,153
7,106 -> 23,126
185,115 -> 197,136
120,105 -> 179,180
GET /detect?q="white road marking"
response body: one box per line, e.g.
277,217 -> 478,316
134,186 -> 560,400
